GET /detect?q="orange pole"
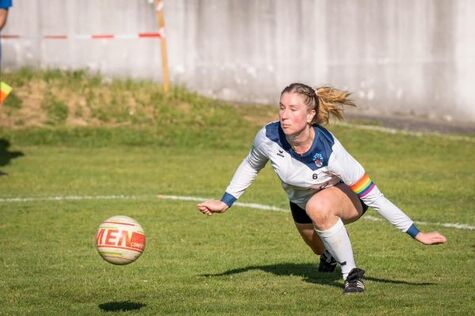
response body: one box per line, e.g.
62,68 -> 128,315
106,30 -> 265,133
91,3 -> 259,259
154,0 -> 170,94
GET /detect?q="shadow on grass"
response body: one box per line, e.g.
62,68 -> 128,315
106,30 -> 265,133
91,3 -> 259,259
0,139 -> 24,176
99,301 -> 146,312
201,263 -> 435,289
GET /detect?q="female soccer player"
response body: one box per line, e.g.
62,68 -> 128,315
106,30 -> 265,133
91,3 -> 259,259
197,83 -> 447,294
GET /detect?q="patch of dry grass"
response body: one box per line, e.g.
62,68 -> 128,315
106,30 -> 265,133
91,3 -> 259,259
1,68 -> 278,131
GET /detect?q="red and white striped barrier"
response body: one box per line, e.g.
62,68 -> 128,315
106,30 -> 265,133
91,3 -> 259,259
2,1 -> 166,41
0,31 -> 164,40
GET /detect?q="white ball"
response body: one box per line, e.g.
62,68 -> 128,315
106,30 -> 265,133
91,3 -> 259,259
95,215 -> 146,265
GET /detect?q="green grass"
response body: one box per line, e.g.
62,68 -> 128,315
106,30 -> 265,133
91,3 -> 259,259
1,129 -> 474,315
0,69 -> 474,315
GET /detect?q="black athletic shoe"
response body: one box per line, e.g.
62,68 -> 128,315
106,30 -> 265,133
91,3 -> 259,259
318,250 -> 337,272
343,268 -> 365,294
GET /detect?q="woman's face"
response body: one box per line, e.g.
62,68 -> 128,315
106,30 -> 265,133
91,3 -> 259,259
279,92 -> 315,136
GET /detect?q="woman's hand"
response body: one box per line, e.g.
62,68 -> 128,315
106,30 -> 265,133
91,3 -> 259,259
415,231 -> 448,245
196,200 -> 229,216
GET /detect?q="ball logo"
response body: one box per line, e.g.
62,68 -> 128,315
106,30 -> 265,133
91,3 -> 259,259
95,215 -> 146,265
96,228 -> 145,250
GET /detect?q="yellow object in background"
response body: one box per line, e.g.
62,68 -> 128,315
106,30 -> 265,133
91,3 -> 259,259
0,82 -> 13,105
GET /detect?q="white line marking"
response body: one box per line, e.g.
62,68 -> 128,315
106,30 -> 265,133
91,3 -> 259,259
0,194 -> 473,230
0,195 -> 150,202
333,121 -> 475,143
157,194 -> 287,212
356,215 -> 474,231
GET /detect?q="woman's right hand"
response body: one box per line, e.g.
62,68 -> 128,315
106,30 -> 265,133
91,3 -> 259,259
196,200 -> 229,216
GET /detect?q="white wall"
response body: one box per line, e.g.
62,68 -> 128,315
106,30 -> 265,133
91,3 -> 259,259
2,0 -> 474,123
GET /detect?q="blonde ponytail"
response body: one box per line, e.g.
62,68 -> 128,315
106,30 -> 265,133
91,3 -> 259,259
313,86 -> 355,125
281,83 -> 356,126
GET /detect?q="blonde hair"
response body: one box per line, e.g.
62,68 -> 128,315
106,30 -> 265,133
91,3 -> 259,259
281,83 -> 356,125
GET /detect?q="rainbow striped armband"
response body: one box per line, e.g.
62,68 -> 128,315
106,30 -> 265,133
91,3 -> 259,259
350,173 -> 376,198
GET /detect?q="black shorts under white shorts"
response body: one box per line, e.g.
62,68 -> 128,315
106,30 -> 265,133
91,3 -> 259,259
290,200 -> 369,224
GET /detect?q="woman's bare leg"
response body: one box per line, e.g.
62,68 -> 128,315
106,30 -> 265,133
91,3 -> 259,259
305,183 -> 364,280
294,222 -> 324,255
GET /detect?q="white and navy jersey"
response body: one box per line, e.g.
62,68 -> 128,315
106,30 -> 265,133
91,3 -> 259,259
221,121 -> 419,236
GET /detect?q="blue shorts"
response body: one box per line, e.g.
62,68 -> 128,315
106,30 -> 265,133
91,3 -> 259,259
290,200 -> 368,224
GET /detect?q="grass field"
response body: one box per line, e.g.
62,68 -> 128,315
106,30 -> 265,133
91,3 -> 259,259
1,70 -> 474,315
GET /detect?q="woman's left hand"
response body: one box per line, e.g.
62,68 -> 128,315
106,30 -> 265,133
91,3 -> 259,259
415,231 -> 448,245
